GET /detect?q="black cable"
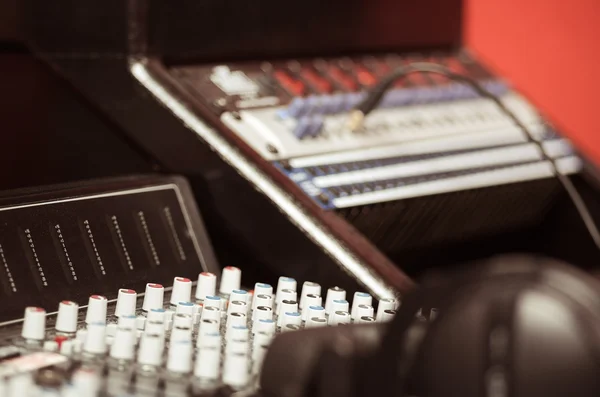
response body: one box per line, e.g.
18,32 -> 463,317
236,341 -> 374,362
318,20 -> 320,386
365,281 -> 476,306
348,62 -> 600,252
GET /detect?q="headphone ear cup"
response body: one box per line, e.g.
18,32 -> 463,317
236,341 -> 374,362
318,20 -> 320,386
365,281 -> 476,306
358,281 -> 451,397
368,255 -> 547,397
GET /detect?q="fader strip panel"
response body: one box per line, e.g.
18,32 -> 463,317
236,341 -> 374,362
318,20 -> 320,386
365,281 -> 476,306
0,176 -> 217,322
172,52 -> 581,210
0,266 -> 399,396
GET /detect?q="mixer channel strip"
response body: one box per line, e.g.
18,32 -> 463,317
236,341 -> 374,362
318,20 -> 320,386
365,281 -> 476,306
274,135 -> 579,209
0,266 -> 400,396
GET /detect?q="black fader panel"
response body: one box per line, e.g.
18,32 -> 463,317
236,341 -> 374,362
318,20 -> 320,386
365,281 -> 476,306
0,175 -> 218,322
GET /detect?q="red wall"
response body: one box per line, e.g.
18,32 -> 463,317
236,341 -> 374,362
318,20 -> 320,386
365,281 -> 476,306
465,0 -> 600,164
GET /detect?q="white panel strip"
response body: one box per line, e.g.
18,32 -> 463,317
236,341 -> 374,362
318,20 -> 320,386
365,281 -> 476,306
289,124 -> 549,169
313,140 -> 572,188
130,61 -> 397,299
333,156 -> 582,208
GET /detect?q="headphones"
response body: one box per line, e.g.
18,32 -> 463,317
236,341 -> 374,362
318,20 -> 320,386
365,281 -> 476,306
262,255 -> 600,397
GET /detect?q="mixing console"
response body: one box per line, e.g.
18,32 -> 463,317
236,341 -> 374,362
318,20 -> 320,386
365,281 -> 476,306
172,52 -> 580,211
0,266 -> 398,396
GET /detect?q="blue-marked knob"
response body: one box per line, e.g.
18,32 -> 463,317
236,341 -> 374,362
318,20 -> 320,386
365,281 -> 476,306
319,95 -> 336,114
307,115 -> 325,138
286,97 -> 306,118
381,89 -> 413,108
293,117 -> 313,139
303,95 -> 320,116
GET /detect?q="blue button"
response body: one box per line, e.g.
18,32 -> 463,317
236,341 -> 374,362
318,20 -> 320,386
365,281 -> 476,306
329,93 -> 345,114
293,117 -> 312,139
308,115 -> 325,138
303,95 -> 320,116
319,95 -> 336,114
286,97 -> 306,118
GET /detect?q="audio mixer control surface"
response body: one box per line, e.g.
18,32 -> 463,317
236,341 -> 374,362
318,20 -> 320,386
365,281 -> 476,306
0,267 -> 398,396
172,52 -> 580,211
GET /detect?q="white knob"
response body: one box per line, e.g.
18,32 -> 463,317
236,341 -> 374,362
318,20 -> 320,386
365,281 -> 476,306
170,325 -> 192,343
83,322 -> 107,355
114,289 -> 137,317
147,308 -> 166,323
277,299 -> 298,327
306,317 -> 327,328
277,300 -> 298,326
230,289 -> 248,304
359,316 -> 376,323
137,333 -> 164,367
198,319 -> 220,339
43,340 -> 58,352
145,320 -> 165,336
252,331 -> 273,349
203,295 -> 221,309
110,327 -> 135,361
60,340 -> 73,356
85,295 -> 107,325
275,277 -> 297,306
21,307 -> 46,341
253,318 -> 276,335
378,309 -> 397,322
351,292 -> 373,319
196,272 -> 217,301
55,301 -> 78,334
281,311 -> 302,328
223,353 -> 249,388
330,299 -> 350,315
253,283 -> 273,298
252,294 -> 273,313
142,283 -> 164,312
306,305 -> 326,320
252,344 -> 268,375
227,325 -> 249,342
355,304 -> 374,321
167,340 -> 193,374
225,339 -> 249,355
170,277 -> 192,306
377,298 -> 398,313
325,287 -> 346,314
226,312 -> 247,330
302,295 -> 322,321
282,324 -> 301,332
117,314 -> 136,330
200,306 -> 221,324
330,311 -> 351,325
219,266 -> 242,295
176,301 -> 194,316
227,300 -> 248,316
196,329 -> 220,349
194,347 -> 220,379
173,313 -> 193,329
252,306 -> 273,328
70,368 -> 101,397
299,282 -> 321,309
276,288 -> 297,309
